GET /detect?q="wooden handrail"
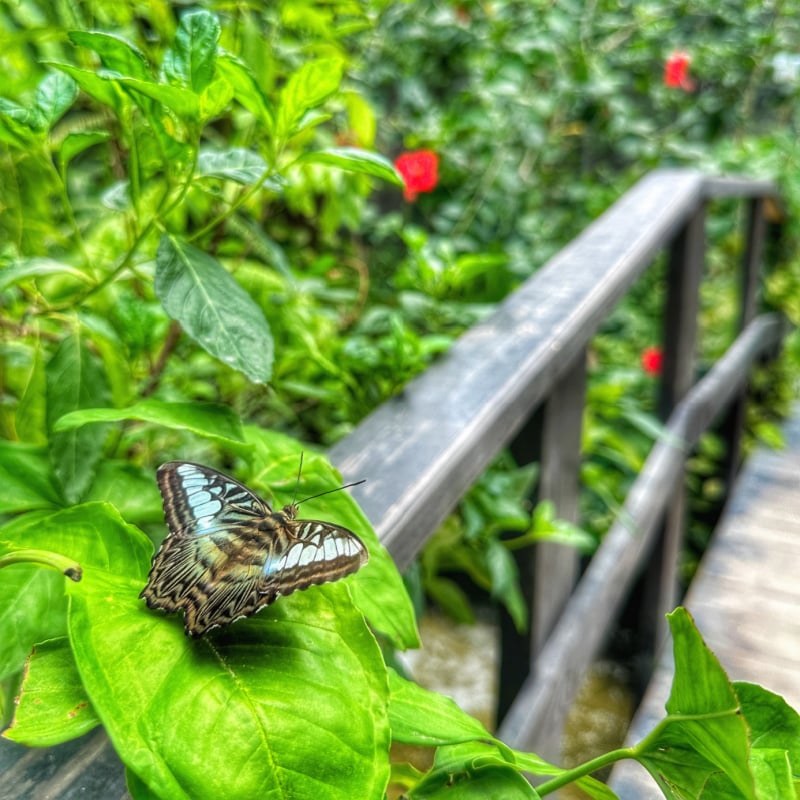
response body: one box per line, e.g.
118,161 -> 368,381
330,168 -> 785,760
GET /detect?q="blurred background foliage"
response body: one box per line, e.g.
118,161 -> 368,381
2,0 -> 799,621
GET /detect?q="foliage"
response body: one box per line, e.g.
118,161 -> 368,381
2,1 -> 800,797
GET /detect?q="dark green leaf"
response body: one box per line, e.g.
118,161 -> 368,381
67,567 -> 390,799
4,637 -> 99,746
302,147 -> 403,185
0,443 -> 60,513
53,399 -> 249,453
46,333 -> 111,503
162,9 -> 220,94
155,235 -> 274,384
34,72 -> 78,130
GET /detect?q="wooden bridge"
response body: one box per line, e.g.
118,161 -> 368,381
1,169 -> 795,798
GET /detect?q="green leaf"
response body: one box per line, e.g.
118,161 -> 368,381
162,9 -> 220,94
0,442 -> 61,514
46,332 -> 111,503
0,257 -> 90,292
53,399 -> 249,452
215,53 -> 273,127
3,637 -> 99,746
410,742 -> 539,799
735,682 -> 800,797
16,340 -> 48,445
277,58 -> 342,140
115,76 -> 199,119
45,61 -> 125,112
0,502 -> 152,682
68,31 -> 152,81
388,669 -> 490,746
636,608 -> 755,799
82,460 -> 163,525
155,235 -> 274,385
67,567 -> 390,800
484,538 -> 526,632
196,147 -> 269,185
302,147 -> 403,185
59,130 -> 111,167
244,426 -> 419,650
34,72 -> 78,130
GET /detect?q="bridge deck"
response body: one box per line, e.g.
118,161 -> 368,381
610,406 -> 800,797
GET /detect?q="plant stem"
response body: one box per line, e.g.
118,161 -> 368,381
535,746 -> 635,795
0,549 -> 82,581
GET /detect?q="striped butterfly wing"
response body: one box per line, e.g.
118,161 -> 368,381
141,461 -> 369,637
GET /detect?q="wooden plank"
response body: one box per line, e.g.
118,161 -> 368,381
609,406 -> 800,799
330,170 -> 708,570
0,732 -> 128,800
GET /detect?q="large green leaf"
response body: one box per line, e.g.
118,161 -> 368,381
46,332 -> 111,503
162,9 -> 219,94
155,235 -> 274,385
636,608 -> 755,799
196,146 -> 270,185
53,399 -> 249,453
3,637 -> 99,746
0,503 -> 151,682
302,147 -> 403,185
45,61 -> 126,112
244,425 -> 419,650
67,567 -> 390,800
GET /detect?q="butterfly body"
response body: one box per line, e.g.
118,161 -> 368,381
140,462 -> 368,637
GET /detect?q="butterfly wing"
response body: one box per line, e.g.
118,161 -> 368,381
141,462 -> 275,636
257,516 -> 369,600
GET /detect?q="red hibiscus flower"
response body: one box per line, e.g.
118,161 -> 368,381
664,51 -> 695,91
641,346 -> 664,376
394,150 -> 439,201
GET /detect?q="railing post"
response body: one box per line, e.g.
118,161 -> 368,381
718,197 -> 767,488
639,205 -> 706,664
497,348 -> 586,759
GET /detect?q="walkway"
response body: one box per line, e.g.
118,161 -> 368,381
610,406 -> 800,796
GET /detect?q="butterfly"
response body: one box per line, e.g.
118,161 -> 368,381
140,461 -> 368,637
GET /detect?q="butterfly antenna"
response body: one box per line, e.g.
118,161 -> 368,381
292,452 -> 304,506
296,479 -> 366,507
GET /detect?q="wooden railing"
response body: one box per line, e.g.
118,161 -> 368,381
330,169 -> 786,761
1,170 -> 786,794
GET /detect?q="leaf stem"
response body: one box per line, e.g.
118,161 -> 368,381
0,549 -> 82,581
535,746 -> 635,795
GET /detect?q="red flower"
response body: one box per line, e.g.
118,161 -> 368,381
641,346 -> 664,376
664,51 -> 695,91
394,150 -> 439,201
